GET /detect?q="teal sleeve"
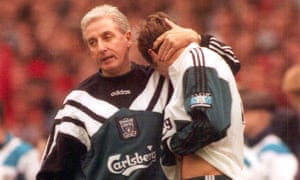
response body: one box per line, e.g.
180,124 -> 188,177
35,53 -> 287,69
183,66 -> 231,132
169,67 -> 231,155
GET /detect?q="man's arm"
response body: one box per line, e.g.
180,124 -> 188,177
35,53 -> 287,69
153,19 -> 240,75
37,117 -> 87,180
200,34 -> 240,75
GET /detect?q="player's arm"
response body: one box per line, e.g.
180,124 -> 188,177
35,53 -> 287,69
169,111 -> 227,155
153,19 -> 240,75
167,49 -> 232,155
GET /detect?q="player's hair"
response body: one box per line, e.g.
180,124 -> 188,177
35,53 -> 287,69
137,12 -> 173,64
80,4 -> 130,40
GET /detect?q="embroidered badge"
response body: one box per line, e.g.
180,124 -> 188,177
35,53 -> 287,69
190,92 -> 212,109
117,115 -> 139,140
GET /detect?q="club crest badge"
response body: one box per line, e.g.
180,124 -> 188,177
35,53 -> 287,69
117,116 -> 139,139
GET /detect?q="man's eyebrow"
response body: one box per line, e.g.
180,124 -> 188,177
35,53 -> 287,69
86,37 -> 95,42
102,31 -> 113,36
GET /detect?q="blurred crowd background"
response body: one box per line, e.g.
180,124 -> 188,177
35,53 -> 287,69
0,0 -> 299,166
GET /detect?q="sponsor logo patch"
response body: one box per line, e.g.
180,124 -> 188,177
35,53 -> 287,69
107,146 -> 156,176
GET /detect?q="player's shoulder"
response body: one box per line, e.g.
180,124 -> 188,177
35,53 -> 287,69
185,43 -> 222,61
201,46 -> 223,60
200,46 -> 236,81
258,134 -> 292,154
5,134 -> 35,156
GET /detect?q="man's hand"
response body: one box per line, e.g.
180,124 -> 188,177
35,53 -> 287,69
152,18 -> 200,61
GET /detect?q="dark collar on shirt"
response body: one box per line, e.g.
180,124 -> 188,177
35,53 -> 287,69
98,62 -> 136,78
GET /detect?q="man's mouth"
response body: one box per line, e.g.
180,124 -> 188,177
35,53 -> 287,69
101,55 -> 114,62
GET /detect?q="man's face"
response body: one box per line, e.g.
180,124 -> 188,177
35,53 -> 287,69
83,17 -> 132,77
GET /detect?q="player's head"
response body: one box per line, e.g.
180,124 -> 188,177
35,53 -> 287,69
137,12 -> 173,64
282,64 -> 300,94
81,4 -> 130,40
282,64 -> 300,110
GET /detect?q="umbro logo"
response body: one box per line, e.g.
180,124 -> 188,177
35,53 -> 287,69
110,89 -> 131,96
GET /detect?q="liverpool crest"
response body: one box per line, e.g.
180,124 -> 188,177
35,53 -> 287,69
117,116 -> 139,139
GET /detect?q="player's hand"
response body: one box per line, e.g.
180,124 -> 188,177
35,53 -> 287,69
153,18 -> 200,61
148,49 -> 159,63
148,48 -> 171,77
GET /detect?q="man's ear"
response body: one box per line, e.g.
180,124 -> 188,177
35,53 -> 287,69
125,31 -> 132,48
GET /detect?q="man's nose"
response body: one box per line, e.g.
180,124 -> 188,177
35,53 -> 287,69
97,40 -> 107,52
